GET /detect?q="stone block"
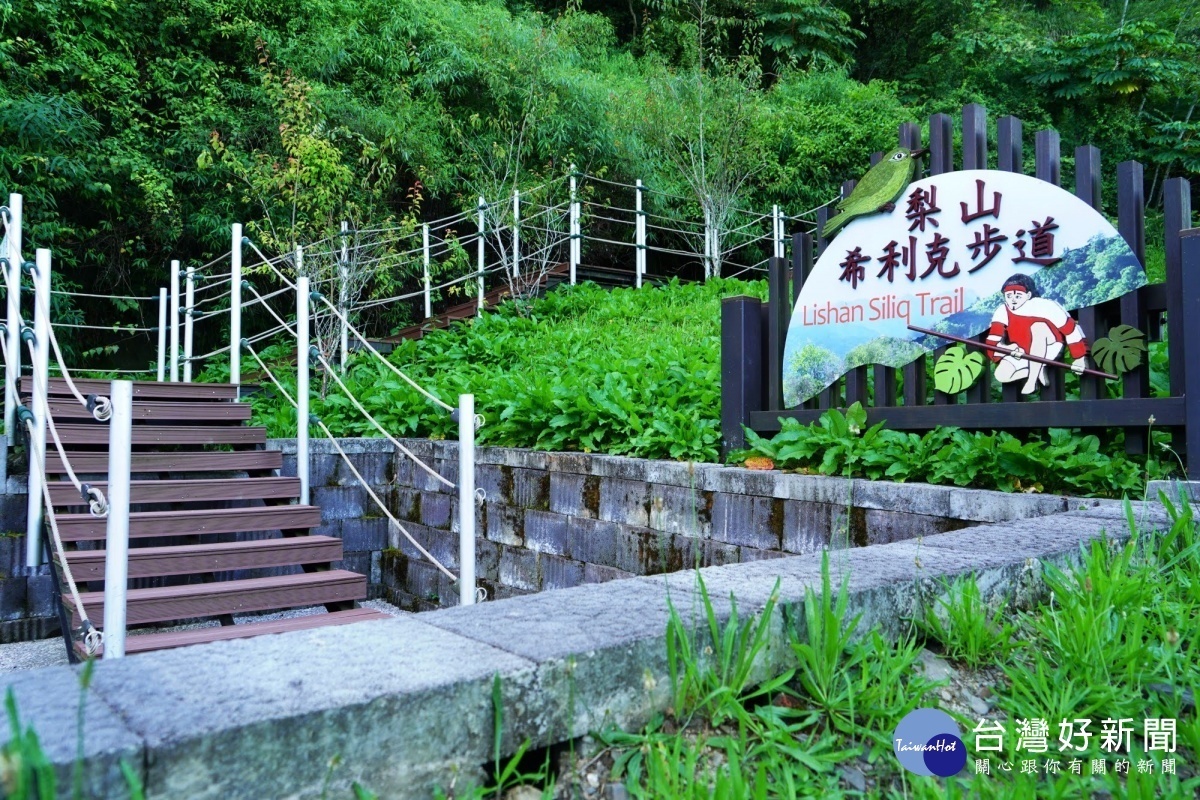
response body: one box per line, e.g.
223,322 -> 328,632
333,452 -> 390,488
396,523 -> 458,570
598,478 -> 650,527
524,510 -> 570,556
391,451 -> 413,488
312,486 -> 365,521
485,504 -> 525,547
588,455 -> 647,481
545,452 -> 592,475
862,509 -> 967,546
512,468 -> 550,510
549,472 -> 589,518
948,489 -> 1067,523
710,494 -> 782,550
419,492 -> 452,529
739,546 -> 787,562
340,517 -> 388,552
708,467 -> 778,497
413,458 -> 450,492
850,480 -> 952,517
25,572 -> 55,617
783,500 -> 833,554
435,458 -> 460,494
449,497 -> 487,539
499,547 -> 540,591
648,483 -> 710,537
393,489 -> 419,522
0,577 -> 25,621
777,474 -> 851,506
567,517 -> 621,567
371,551 -> 382,585
582,563 -> 634,584
476,537 -> 502,582
1147,480 -> 1200,505
477,465 -> 507,506
643,460 -> 697,488
338,551 -> 371,576
406,560 -> 443,600
541,554 -> 585,590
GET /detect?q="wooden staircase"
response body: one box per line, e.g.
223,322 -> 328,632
29,377 -> 389,657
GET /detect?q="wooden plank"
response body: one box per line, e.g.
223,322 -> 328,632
962,104 -> 986,170
751,396 -> 1184,432
899,122 -> 925,407
720,296 -> 764,455
59,536 -> 343,581
47,477 -> 300,507
50,424 -> 265,446
117,608 -> 390,655
997,116 -> 1023,173
929,113 -> 953,175
30,398 -> 251,423
1074,145 -> 1105,403
73,570 -> 367,628
1181,229 -> 1200,477
56,505 -> 323,542
1164,177 -> 1192,397
32,378 -> 239,400
45,450 -> 283,474
767,257 -> 789,411
1035,129 -> 1061,186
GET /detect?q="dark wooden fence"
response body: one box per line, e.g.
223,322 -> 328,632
721,103 -> 1199,479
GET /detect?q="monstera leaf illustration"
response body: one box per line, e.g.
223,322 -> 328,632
1091,325 -> 1147,376
934,345 -> 985,394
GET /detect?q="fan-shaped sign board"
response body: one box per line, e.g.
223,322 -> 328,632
783,170 -> 1146,406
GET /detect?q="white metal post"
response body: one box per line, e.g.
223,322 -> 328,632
569,168 -> 579,286
169,259 -> 180,381
156,288 -> 167,381
635,179 -> 646,288
103,380 -> 133,659
458,393 -> 476,606
511,189 -> 520,279
297,273 -> 310,507
230,224 -> 242,392
25,249 -> 51,568
5,194 -> 22,449
476,198 -> 486,314
422,223 -> 432,319
339,221 -> 349,371
183,265 -> 195,382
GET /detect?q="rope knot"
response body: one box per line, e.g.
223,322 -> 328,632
84,485 -> 109,518
80,621 -> 104,657
87,394 -> 113,422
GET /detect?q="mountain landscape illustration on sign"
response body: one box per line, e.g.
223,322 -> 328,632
783,169 -> 1147,407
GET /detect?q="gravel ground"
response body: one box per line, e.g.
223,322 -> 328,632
0,599 -> 407,674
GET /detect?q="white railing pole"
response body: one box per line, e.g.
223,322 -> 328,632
103,379 -> 133,659
5,194 -> 22,451
569,168 -> 579,286
339,221 -> 349,371
772,205 -> 782,259
477,198 -> 486,314
458,393 -> 476,606
511,189 -> 520,280
297,271 -> 310,506
422,223 -> 432,319
25,248 -> 51,568
169,259 -> 180,381
183,265 -> 195,382
156,288 -> 167,381
635,179 -> 646,288
230,224 -> 242,393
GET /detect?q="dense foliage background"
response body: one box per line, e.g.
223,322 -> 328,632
1,1 -> 1195,342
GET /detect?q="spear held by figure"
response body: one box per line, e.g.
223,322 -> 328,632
905,324 -> 1118,381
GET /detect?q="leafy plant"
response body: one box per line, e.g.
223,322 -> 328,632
917,574 -> 1022,669
933,344 -> 984,395
1091,324 -> 1147,376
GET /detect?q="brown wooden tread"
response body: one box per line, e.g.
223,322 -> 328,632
83,608 -> 391,657
58,536 -> 343,581
46,450 -> 284,474
27,378 -> 241,401
47,477 -> 300,507
48,424 -> 265,446
72,570 -> 367,627
29,397 -> 252,423
56,505 -> 323,542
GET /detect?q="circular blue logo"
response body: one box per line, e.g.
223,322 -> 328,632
893,708 -> 967,777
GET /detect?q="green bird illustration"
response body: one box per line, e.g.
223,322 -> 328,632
821,146 -> 927,238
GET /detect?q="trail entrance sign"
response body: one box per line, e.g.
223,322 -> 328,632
783,170 -> 1145,406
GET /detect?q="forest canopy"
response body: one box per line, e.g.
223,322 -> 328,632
0,0 -> 1195,335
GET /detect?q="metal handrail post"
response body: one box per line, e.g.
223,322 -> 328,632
156,288 -> 167,381
477,198 -> 486,314
635,180 -> 645,288
422,224 -> 432,319
297,272 -> 310,506
230,224 -> 242,393
169,259 -> 180,381
103,380 -> 133,659
458,393 -> 476,606
339,221 -> 349,370
569,168 -> 579,285
25,248 -> 51,568
183,265 -> 195,382
4,194 -> 21,452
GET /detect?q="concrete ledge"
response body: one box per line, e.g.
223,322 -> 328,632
1,498 -> 1173,799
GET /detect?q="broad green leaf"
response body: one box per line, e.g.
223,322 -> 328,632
934,345 -> 985,394
1091,324 -> 1147,376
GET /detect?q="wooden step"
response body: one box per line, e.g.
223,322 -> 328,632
50,424 -> 265,446
59,536 -> 344,581
56,505 -> 322,542
32,397 -> 252,423
47,477 -> 300,507
46,450 -> 284,474
101,608 -> 391,656
32,378 -> 240,401
72,570 -> 367,627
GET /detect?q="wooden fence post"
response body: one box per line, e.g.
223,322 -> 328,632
1181,228 -> 1200,479
721,296 -> 764,456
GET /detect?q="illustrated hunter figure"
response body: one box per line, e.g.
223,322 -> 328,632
985,273 -> 1089,394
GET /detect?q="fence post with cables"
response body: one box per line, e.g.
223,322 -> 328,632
183,265 -> 195,382
773,205 -> 785,260
297,273 -> 311,506
476,198 -> 486,313
156,288 -> 167,382
230,223 -> 243,393
511,189 -> 520,280
422,223 -> 432,319
569,168 -> 579,286
25,248 -> 51,568
339,221 -> 349,370
635,180 -> 646,288
103,379 -> 133,659
458,393 -> 476,607
4,193 -> 22,458
169,259 -> 180,381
